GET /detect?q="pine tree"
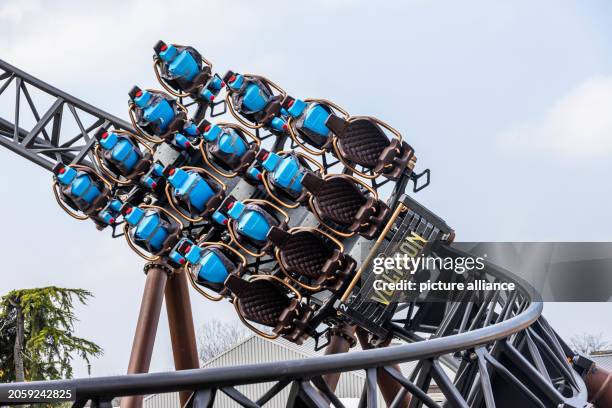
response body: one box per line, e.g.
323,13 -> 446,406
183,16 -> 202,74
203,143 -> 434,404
0,287 -> 103,382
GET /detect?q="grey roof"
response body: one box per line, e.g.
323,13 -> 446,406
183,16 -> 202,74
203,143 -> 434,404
271,336 -> 421,378
144,335 -> 454,408
202,334 -> 456,380
198,335 -> 383,407
590,350 -> 612,372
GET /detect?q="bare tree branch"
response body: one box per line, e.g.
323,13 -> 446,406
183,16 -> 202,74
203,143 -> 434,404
197,320 -> 251,364
569,332 -> 611,355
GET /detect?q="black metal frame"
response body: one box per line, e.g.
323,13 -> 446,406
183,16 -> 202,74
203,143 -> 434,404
0,258 -> 587,408
0,59 -> 134,171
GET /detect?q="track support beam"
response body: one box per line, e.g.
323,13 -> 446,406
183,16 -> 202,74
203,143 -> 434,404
121,265 -> 169,408
165,271 -> 200,406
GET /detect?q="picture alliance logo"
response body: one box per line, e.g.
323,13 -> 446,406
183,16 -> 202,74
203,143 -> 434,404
372,253 -> 487,275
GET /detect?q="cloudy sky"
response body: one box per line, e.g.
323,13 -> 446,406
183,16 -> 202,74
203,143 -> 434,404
1,0 -> 611,377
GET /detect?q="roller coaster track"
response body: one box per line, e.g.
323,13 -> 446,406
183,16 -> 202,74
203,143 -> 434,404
0,52 -> 599,407
0,263 -> 588,407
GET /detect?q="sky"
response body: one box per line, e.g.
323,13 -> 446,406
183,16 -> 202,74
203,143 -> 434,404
0,0 -> 611,378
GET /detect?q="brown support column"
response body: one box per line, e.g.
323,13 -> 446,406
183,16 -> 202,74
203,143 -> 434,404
165,270 -> 200,406
323,325 -> 357,392
356,328 -> 412,407
121,264 -> 169,408
586,364 -> 612,407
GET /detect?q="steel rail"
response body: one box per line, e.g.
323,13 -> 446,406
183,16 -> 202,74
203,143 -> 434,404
0,302 -> 541,401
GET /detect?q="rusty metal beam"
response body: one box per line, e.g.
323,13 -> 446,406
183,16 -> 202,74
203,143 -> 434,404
165,271 -> 200,406
586,364 -> 612,407
323,324 -> 356,392
356,328 -> 412,407
121,265 -> 169,408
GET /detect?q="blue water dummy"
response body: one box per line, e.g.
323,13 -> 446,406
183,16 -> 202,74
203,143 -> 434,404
199,74 -> 224,103
123,206 -> 173,253
184,244 -> 232,284
53,164 -> 107,212
153,41 -> 213,96
226,72 -> 267,113
95,128 -> 152,179
223,71 -> 287,132
129,86 -> 183,137
169,238 -> 241,294
156,42 -> 200,82
164,167 -> 221,218
199,121 -> 257,174
97,199 -> 123,226
225,200 -> 277,243
282,96 -> 334,149
169,120 -> 200,150
257,150 -> 306,196
140,162 -> 164,190
201,122 -> 247,157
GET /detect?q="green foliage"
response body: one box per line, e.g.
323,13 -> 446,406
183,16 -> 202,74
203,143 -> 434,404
0,287 -> 103,382
0,304 -> 16,380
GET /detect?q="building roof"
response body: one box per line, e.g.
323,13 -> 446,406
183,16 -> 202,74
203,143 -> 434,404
145,335 -> 454,408
202,334 -> 453,377
591,350 -> 612,372
197,335 -> 381,407
202,334 -> 456,381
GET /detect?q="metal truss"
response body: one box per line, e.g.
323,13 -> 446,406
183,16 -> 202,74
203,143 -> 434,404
0,59 -> 134,171
0,256 -> 587,408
